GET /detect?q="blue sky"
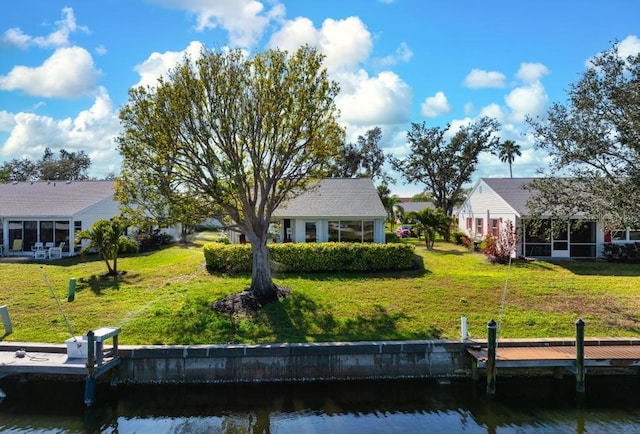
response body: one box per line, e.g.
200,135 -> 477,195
1,1 -> 639,196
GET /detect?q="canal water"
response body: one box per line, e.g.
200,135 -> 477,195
2,376 -> 640,433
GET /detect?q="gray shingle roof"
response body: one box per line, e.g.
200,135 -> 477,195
399,201 -> 434,214
0,180 -> 116,217
273,178 -> 387,218
481,178 -> 535,215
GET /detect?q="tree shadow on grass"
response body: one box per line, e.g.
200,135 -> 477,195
257,292 -> 443,343
78,273 -> 134,295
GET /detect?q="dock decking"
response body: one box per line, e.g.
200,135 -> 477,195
0,349 -> 119,377
0,327 -> 121,406
468,342 -> 640,369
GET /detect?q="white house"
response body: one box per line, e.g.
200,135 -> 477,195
229,178 -> 387,244
0,180 -> 119,257
457,178 -> 606,259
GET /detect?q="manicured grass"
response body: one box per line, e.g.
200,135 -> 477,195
1,237 -> 640,345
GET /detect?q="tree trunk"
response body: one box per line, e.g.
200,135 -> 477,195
249,234 -> 278,303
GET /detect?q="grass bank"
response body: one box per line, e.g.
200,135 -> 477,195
1,237 -> 639,345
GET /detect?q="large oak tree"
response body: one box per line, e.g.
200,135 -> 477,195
527,41 -> 640,229
117,46 -> 344,302
391,117 -> 500,216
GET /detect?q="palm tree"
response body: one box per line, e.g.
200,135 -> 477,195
377,183 -> 404,227
497,140 -> 521,178
408,208 -> 452,249
76,217 -> 138,277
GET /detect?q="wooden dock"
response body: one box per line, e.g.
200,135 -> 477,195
467,336 -> 640,395
468,341 -> 640,369
0,327 -> 121,406
0,348 -> 119,377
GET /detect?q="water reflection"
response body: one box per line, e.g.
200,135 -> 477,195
2,377 -> 640,433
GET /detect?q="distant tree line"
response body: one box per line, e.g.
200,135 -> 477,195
0,148 -> 93,182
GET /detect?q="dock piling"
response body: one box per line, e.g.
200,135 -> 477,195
487,319 -> 497,395
576,318 -> 585,394
84,330 -> 96,407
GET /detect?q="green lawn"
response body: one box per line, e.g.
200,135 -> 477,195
1,237 -> 639,345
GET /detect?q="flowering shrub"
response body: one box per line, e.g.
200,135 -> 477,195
483,221 -> 519,264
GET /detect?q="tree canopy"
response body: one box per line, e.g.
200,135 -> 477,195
117,45 -> 344,302
325,126 -> 392,185
496,139 -> 521,178
526,41 -> 640,229
1,148 -> 91,182
391,117 -> 500,216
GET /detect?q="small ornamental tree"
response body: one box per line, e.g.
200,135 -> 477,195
483,220 -> 519,264
76,217 -> 139,276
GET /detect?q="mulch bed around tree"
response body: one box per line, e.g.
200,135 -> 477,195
211,286 -> 291,316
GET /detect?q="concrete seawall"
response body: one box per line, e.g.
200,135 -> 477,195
116,340 -> 470,383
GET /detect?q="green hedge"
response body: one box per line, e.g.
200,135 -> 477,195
203,242 -> 416,273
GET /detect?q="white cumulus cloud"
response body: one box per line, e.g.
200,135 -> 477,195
516,62 -> 550,83
336,70 -> 412,126
374,42 -> 413,68
463,69 -> 507,89
0,46 -> 102,98
149,0 -> 284,48
420,91 -> 451,118
504,81 -> 548,123
1,7 -> 88,49
269,16 -> 372,73
1,87 -> 121,177
618,34 -> 640,58
133,41 -> 205,88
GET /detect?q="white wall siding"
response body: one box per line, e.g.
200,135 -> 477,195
458,180 -> 519,239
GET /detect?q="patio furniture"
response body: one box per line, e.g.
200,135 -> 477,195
31,242 -> 44,252
47,242 -> 65,260
34,249 -> 47,260
9,239 -> 23,254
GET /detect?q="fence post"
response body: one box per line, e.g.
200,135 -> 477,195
575,318 -> 585,394
487,319 -> 497,395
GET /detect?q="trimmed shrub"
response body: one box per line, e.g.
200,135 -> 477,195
204,242 -> 416,273
603,242 -> 640,262
385,232 -> 401,243
452,231 -> 468,245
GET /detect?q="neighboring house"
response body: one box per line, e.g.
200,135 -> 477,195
398,199 -> 435,215
0,180 -> 119,257
228,178 -> 387,244
457,178 -> 607,259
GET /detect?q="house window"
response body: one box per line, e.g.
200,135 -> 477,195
40,221 -> 54,245
476,218 -> 484,235
466,218 -> 473,231
8,221 -> 23,250
490,219 -> 500,237
611,230 -> 626,241
629,230 -> 640,241
570,220 -> 596,258
523,219 -> 551,257
305,222 -> 317,243
328,220 -> 374,242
